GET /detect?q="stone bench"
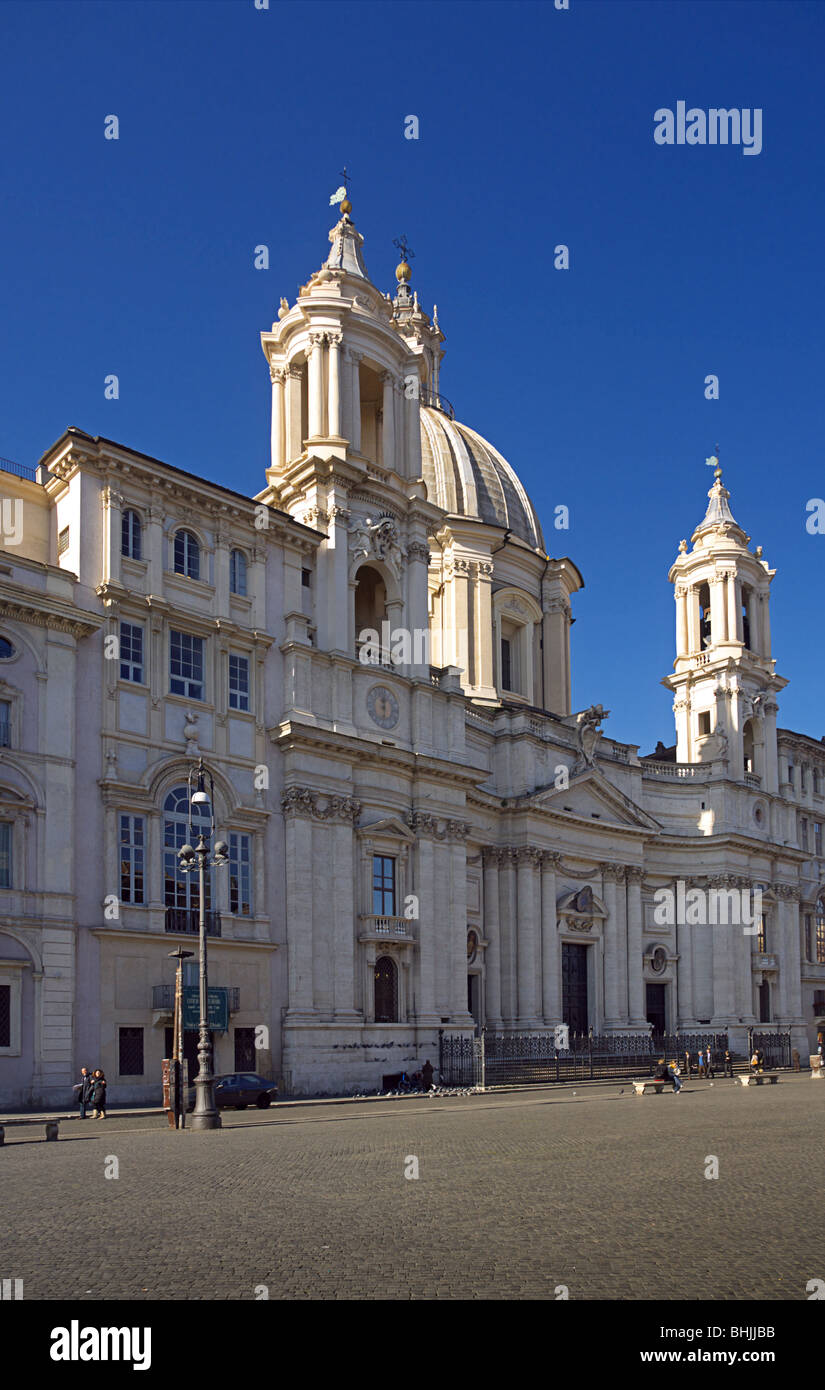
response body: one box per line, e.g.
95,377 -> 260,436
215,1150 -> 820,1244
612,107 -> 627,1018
0,1118 -> 60,1145
632,1079 -> 667,1095
736,1073 -> 778,1086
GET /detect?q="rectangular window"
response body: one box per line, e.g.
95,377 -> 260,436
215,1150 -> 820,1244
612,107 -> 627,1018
816,823 -> 823,858
57,526 -> 70,555
372,854 -> 396,916
501,637 -> 512,691
229,832 -> 252,916
0,699 -> 10,748
301,568 -> 312,588
698,711 -> 711,736
0,984 -> 10,1048
119,621 -> 144,683
801,817 -> 809,851
818,914 -> 825,966
0,823 -> 11,888
234,1026 -> 256,1072
170,630 -> 204,700
228,653 -> 250,712
120,815 -> 145,905
756,914 -> 767,954
118,1026 -> 144,1076
805,914 -> 813,962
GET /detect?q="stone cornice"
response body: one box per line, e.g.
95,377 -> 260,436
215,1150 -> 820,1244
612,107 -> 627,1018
0,588 -> 102,639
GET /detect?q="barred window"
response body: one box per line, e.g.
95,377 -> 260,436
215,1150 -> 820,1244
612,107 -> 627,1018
120,621 -> 144,683
805,914 -> 813,962
120,815 -> 145,905
0,822 -> 11,888
756,913 -> 767,954
234,1027 -> 256,1072
170,630 -> 204,700
817,898 -> 825,966
229,832 -> 252,915
374,956 -> 398,1023
58,526 -> 70,555
372,855 -> 396,916
122,509 -> 142,560
230,549 -> 247,596
173,529 -> 200,580
229,653 -> 249,712
0,984 -> 9,1048
119,1026 -> 144,1076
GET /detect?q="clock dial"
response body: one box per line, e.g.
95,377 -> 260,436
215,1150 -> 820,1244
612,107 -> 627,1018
367,685 -> 399,730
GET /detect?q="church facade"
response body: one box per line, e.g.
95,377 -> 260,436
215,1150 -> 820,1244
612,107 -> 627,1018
0,202 -> 822,1105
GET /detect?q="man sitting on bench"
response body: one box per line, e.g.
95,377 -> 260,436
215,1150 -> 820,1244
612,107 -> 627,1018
654,1059 -> 682,1093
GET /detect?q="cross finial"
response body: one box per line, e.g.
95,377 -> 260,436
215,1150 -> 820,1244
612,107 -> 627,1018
340,166 -> 351,190
393,235 -> 415,263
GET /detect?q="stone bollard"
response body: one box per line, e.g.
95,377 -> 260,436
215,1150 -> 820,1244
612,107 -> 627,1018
809,1055 -> 823,1079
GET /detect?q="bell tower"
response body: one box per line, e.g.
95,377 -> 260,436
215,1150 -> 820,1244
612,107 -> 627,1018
664,461 -> 786,788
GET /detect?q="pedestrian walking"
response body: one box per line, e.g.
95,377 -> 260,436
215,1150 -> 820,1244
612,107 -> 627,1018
684,1049 -> 692,1077
724,1049 -> 733,1077
704,1047 -> 714,1079
421,1059 -> 434,1091
697,1051 -> 705,1078
89,1069 -> 107,1119
756,1048 -> 765,1073
73,1066 -> 93,1120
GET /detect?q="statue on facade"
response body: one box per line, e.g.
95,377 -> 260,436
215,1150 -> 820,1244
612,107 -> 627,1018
575,704 -> 610,768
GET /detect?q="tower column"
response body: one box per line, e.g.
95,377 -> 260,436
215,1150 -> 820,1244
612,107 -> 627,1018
687,587 -> 701,652
327,332 -> 342,438
710,574 -> 727,642
285,364 -> 303,460
349,351 -> 362,454
516,849 -> 540,1026
675,584 -> 688,655
381,371 -> 396,470
269,365 -> 286,471
726,572 -> 741,643
759,591 -> 772,658
307,333 -> 325,439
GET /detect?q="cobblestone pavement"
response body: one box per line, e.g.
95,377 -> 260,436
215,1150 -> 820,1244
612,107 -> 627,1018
2,1076 -> 821,1300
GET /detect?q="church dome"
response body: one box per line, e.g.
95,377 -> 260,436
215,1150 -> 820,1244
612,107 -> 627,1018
420,405 -> 545,550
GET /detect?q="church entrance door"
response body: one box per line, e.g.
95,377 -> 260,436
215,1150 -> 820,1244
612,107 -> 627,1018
562,943 -> 589,1034
646,982 -> 667,1036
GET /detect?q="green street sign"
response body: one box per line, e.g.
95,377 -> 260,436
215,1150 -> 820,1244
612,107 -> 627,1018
182,986 -> 228,1034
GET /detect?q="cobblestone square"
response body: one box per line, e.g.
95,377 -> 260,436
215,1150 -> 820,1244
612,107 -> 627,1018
2,1076 -> 821,1301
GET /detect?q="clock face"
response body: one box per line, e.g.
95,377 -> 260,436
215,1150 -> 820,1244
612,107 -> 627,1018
367,685 -> 399,730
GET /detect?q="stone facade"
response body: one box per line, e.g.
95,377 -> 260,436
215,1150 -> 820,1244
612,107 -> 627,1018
0,208 -> 820,1104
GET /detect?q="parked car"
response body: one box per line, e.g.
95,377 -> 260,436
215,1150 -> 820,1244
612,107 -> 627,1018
186,1073 -> 278,1112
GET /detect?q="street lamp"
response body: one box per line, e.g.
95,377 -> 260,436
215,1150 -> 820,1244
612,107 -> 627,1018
177,758 -> 229,1131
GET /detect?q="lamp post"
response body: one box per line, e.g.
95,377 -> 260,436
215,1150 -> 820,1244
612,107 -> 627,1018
167,947 -> 193,1129
177,758 -> 229,1131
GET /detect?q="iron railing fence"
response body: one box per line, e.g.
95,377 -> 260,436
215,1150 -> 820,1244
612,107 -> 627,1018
164,907 -> 221,937
749,1029 -> 793,1069
438,1029 -> 735,1088
0,456 -> 36,482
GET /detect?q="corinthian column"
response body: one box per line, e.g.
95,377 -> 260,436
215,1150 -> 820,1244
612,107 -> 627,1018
285,363 -> 303,460
327,332 -> 342,438
675,584 -> 688,656
516,848 -> 540,1026
283,804 -> 317,1022
349,350 -> 362,453
601,865 -> 619,1027
626,867 -> 646,1026
541,852 -> 561,1025
270,365 -> 286,471
307,333 -> 325,439
483,849 -> 502,1028
381,371 -> 396,469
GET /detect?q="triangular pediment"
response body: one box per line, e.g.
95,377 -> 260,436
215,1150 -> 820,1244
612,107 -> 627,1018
357,816 -> 417,843
524,769 -> 661,833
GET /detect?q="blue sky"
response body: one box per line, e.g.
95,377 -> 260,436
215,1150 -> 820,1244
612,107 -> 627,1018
1,0 -> 823,749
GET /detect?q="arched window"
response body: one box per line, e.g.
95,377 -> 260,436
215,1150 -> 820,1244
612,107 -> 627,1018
163,786 -> 212,931
816,897 -> 825,966
122,509 -> 142,560
0,637 -> 15,660
742,719 -> 755,774
374,956 -> 398,1023
230,549 -> 247,596
173,530 -> 200,580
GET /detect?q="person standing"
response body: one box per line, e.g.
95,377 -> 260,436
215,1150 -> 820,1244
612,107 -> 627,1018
90,1069 -> 107,1119
697,1051 -> 705,1078
705,1047 -> 714,1079
74,1066 -> 93,1120
724,1049 -> 733,1077
684,1049 -> 692,1078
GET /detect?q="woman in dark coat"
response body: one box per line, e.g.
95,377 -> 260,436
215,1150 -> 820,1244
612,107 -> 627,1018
90,1069 -> 107,1119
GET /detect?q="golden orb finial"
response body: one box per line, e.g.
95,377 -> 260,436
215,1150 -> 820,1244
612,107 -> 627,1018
395,259 -> 412,283
340,197 -> 352,215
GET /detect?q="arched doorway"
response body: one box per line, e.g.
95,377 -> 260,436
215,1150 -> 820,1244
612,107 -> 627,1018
374,956 -> 398,1023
